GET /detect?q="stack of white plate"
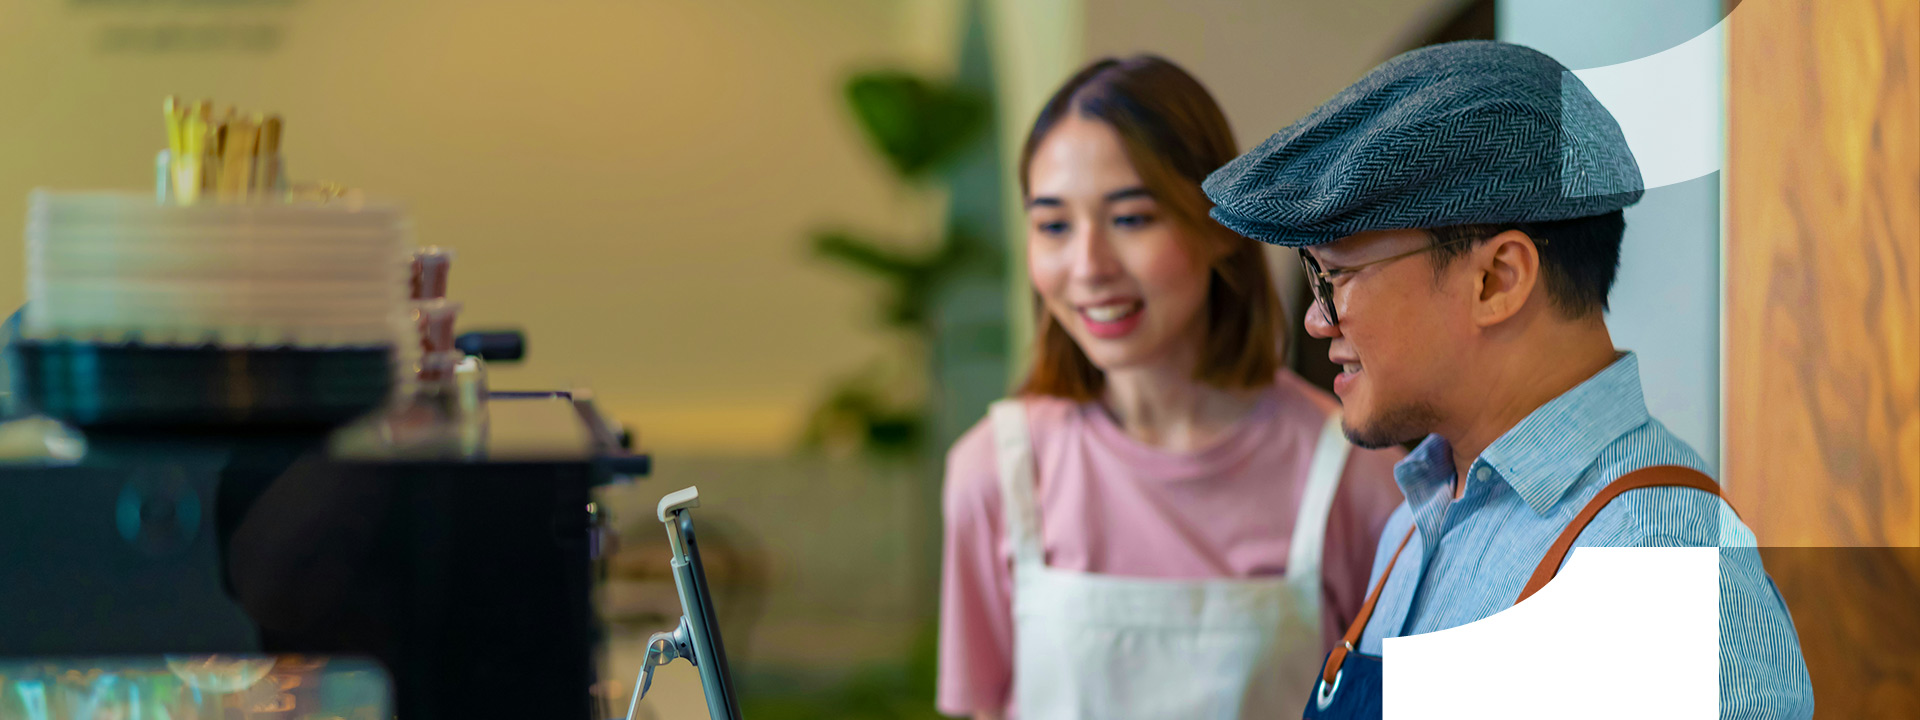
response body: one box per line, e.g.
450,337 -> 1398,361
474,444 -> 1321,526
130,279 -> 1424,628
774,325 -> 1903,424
25,190 -> 411,348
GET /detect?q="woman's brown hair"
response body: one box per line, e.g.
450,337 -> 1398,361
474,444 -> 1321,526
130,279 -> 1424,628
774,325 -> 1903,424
1016,55 -> 1282,401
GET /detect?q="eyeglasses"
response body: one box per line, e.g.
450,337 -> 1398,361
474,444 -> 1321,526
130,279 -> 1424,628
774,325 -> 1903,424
1299,236 -> 1536,326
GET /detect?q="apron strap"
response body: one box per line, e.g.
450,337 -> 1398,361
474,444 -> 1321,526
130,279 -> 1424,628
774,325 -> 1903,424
988,399 -> 1045,565
1514,464 -> 1731,603
1286,411 -> 1350,584
1322,525 -> 1416,685
1321,464 -> 1735,686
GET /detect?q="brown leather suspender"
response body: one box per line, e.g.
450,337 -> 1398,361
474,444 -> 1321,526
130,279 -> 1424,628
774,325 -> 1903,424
1320,464 -> 1727,686
1514,465 -> 1726,602
1322,525 -> 1416,685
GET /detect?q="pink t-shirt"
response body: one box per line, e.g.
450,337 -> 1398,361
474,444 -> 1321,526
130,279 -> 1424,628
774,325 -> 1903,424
935,370 -> 1406,717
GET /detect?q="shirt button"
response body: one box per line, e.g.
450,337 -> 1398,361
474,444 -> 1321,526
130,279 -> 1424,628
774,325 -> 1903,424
1475,467 -> 1492,481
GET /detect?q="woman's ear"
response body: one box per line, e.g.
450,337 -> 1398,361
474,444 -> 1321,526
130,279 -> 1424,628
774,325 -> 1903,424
1471,229 -> 1542,328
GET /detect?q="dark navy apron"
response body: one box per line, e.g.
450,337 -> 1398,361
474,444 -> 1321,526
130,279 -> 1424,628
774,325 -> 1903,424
1301,465 -> 1725,719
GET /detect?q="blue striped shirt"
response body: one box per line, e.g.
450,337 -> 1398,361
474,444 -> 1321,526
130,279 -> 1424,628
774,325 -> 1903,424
1357,352 -> 1814,718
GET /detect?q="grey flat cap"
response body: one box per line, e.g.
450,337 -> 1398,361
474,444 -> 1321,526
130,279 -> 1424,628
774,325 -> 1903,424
1202,40 -> 1642,247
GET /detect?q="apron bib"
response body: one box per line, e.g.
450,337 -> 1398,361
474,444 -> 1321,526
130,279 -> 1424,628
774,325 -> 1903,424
1302,466 -> 1728,720
988,399 -> 1350,720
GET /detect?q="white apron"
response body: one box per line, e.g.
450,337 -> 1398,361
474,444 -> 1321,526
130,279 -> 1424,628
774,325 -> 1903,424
989,399 -> 1349,720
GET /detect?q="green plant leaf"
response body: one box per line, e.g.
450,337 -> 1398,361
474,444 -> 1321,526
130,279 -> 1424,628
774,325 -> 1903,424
846,71 -> 990,180
812,231 -> 922,280
798,370 -> 926,456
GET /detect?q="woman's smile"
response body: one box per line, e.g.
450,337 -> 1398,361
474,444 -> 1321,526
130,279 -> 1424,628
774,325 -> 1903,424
1077,298 -> 1144,338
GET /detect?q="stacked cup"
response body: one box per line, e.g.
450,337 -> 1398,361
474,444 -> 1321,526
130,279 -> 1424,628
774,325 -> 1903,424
26,190 -> 409,348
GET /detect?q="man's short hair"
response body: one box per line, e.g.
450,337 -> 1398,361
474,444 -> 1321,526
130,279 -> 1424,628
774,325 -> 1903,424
1426,210 -> 1626,318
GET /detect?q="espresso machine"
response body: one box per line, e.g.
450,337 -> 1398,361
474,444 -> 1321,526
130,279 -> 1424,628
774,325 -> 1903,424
0,326 -> 654,719
0,113 -> 740,717
0,191 -> 661,718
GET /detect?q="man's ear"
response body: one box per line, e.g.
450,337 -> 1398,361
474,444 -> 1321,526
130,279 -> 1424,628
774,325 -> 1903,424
1472,229 -> 1542,327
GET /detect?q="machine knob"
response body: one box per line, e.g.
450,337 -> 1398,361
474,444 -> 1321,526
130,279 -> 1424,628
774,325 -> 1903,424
454,330 -> 525,362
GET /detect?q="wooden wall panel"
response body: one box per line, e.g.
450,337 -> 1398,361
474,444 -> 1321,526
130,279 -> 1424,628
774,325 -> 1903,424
1725,0 -> 1920,548
1759,547 -> 1920,719
1729,0 -> 1920,715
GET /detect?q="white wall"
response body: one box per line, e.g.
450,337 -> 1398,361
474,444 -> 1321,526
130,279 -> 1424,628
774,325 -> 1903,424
1501,0 -> 1724,469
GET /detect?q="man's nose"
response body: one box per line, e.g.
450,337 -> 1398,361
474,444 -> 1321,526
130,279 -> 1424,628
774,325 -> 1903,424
1303,299 -> 1340,340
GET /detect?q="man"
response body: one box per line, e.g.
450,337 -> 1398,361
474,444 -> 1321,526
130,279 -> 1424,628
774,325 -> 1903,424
1203,41 -> 1812,717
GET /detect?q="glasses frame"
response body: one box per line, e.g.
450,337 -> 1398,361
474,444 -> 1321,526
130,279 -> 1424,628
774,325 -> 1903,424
1298,234 -> 1546,326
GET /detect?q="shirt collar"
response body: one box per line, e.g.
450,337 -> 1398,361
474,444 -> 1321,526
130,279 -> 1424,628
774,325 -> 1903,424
1389,352 -> 1652,516
1391,434 -> 1457,526
1479,351 -> 1652,514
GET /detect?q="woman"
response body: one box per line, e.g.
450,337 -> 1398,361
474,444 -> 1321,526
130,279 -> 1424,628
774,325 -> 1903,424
935,56 -> 1405,720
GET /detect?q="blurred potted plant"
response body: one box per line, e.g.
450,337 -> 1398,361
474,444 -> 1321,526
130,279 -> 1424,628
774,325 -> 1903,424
800,70 -> 998,457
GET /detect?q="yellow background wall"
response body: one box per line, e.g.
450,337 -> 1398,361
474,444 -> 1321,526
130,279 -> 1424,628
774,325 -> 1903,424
0,0 -> 1465,453
0,0 -> 939,453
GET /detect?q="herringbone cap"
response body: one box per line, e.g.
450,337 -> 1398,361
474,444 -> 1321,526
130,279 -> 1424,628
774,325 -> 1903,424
1202,40 -> 1643,247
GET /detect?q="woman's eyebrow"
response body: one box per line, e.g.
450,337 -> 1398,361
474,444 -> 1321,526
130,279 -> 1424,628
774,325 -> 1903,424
1104,186 -> 1152,203
1028,196 -> 1063,208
